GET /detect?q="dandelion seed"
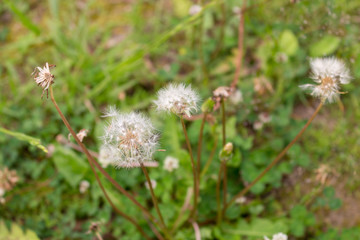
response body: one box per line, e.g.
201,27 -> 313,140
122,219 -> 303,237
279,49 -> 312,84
163,156 -> 179,172
32,63 -> 55,98
300,57 -> 352,103
101,109 -> 158,168
154,83 -> 200,117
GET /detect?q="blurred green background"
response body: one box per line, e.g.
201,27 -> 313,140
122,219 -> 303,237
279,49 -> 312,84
1,0 -> 360,239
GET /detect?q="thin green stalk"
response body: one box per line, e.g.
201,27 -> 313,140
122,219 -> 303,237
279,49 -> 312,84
197,113 -> 207,179
141,164 -> 171,239
219,99 -> 227,223
180,117 -> 199,220
224,101 -> 324,210
49,86 -> 162,238
216,162 -> 223,225
200,136 -> 218,179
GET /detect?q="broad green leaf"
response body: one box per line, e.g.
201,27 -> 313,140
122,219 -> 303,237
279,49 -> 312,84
309,35 -> 341,57
279,30 -> 299,56
0,127 -> 48,153
0,221 -> 40,240
52,146 -> 89,187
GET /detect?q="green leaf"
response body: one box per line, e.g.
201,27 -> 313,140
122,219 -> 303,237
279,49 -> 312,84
0,221 -> 40,240
309,35 -> 341,57
279,30 -> 299,56
0,127 -> 48,153
52,146 -> 89,187
3,0 -> 41,35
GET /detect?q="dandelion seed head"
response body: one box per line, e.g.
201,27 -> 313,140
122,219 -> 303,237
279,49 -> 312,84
101,109 -> 158,168
154,83 -> 200,117
300,57 -> 351,103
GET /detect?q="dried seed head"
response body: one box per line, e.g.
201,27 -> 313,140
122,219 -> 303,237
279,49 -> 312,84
32,63 -> 55,98
154,83 -> 200,117
101,108 -> 158,168
213,86 -> 231,99
300,57 -> 352,103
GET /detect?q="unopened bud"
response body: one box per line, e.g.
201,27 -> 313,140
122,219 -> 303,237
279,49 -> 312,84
201,98 -> 215,113
219,142 -> 233,161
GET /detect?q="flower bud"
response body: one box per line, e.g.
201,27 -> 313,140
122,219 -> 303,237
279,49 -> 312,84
219,142 -> 233,161
201,98 -> 215,113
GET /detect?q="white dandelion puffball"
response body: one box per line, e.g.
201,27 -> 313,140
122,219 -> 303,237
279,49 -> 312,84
32,63 -> 55,95
163,156 -> 179,172
101,108 -> 159,168
264,233 -> 288,240
154,83 -> 200,117
300,57 -> 351,103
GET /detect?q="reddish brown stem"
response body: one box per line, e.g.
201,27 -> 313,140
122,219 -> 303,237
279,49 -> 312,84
141,163 -> 170,239
49,86 -> 162,238
224,101 -> 324,210
180,117 -> 199,220
197,113 -> 207,179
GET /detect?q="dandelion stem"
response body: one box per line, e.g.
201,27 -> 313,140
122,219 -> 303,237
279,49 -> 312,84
220,99 -> 227,219
216,162 -> 223,225
49,86 -> 161,239
197,113 -> 207,179
180,117 -> 199,220
224,101 -> 324,210
95,232 -> 104,240
141,163 -> 170,239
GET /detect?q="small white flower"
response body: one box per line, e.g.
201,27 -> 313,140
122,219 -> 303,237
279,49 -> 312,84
264,233 -> 288,240
189,5 -> 202,15
300,57 -> 351,103
0,188 -> 5,197
32,63 -> 55,97
163,156 -> 179,172
235,196 -> 246,204
154,83 -> 200,117
145,179 -> 157,190
79,180 -> 90,194
101,109 -> 158,168
272,233 -> 288,240
229,89 -> 243,105
259,112 -> 271,123
253,121 -> 263,130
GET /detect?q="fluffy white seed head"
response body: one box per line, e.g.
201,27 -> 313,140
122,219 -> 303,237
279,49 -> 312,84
101,108 -> 158,168
154,83 -> 200,117
300,57 -> 351,103
163,156 -> 179,172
